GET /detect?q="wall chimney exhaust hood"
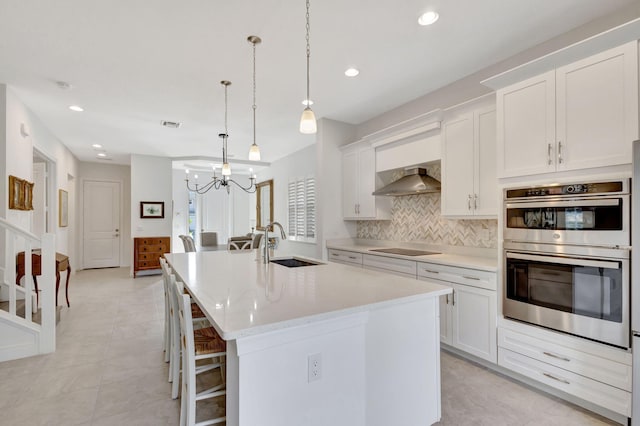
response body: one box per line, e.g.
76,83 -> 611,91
372,168 -> 440,196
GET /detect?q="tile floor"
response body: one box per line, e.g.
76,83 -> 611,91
0,267 -> 621,425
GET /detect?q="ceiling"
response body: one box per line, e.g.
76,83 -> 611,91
0,0 -> 635,167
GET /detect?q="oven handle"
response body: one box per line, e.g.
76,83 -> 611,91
505,198 -> 620,209
506,252 -> 620,269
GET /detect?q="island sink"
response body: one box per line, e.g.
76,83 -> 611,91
270,258 -> 322,268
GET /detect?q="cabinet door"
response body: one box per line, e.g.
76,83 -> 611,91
442,113 -> 475,216
342,150 -> 359,219
497,70 -> 556,178
451,284 -> 497,363
474,107 -> 497,216
439,294 -> 452,346
556,42 -> 638,171
357,147 -> 377,218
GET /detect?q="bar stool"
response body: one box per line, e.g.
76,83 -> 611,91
172,275 -> 227,426
160,257 -> 209,397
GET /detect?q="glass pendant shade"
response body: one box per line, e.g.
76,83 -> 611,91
248,143 -> 261,161
221,163 -> 231,176
299,107 -> 317,134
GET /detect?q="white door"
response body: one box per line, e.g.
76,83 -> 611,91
556,42 -> 638,171
357,147 -> 376,218
451,284 -> 497,363
83,180 -> 121,268
32,162 -> 47,236
342,150 -> 358,219
497,70 -> 556,178
442,112 -> 474,216
474,107 -> 497,216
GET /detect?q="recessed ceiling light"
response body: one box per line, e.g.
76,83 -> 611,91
97,152 -> 107,157
345,68 -> 360,77
302,99 -> 314,106
69,105 -> 84,112
418,11 -> 439,26
92,144 -> 103,149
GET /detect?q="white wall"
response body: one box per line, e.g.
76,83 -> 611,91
316,118 -> 358,259
1,85 -> 80,269
78,162 -> 131,267
257,145 -> 317,258
130,155 -> 172,244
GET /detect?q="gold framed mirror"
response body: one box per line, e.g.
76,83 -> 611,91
256,179 -> 273,230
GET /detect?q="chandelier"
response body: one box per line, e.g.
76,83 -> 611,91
186,36 -> 264,195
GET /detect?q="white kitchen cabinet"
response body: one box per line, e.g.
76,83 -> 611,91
342,144 -> 391,220
442,105 -> 497,217
418,262 -> 497,363
327,249 -> 363,266
498,320 -> 632,417
497,41 -> 638,178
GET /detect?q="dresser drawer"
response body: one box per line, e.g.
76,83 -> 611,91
328,249 -> 363,265
498,327 -> 631,391
417,262 -> 496,291
363,254 -> 416,276
499,348 -> 631,417
138,259 -> 160,268
137,238 -> 169,246
138,243 -> 167,253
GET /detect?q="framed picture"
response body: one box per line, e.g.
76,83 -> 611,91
140,201 -> 165,219
59,189 -> 68,227
8,175 -> 33,210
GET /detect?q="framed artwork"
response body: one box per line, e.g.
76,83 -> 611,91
59,189 -> 69,227
8,175 -> 33,210
140,201 -> 165,219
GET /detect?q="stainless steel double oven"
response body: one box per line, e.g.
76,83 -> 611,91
503,180 -> 630,348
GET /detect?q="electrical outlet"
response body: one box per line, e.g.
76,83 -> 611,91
308,353 -> 322,383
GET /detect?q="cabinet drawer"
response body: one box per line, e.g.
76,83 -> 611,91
363,254 -> 416,276
498,348 -> 631,417
417,262 -> 496,291
363,265 -> 417,279
498,327 -> 631,391
137,238 -> 168,246
138,244 -> 167,253
138,259 -> 160,268
328,249 -> 363,265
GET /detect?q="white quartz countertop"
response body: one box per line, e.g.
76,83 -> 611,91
326,242 -> 498,272
164,250 -> 452,340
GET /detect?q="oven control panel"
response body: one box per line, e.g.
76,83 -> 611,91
506,180 -> 625,200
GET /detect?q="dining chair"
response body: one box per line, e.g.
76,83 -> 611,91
179,235 -> 197,253
172,275 -> 227,426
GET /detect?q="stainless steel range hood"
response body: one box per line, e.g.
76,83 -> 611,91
372,168 -> 441,197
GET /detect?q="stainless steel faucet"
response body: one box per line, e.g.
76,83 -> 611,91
263,221 -> 287,264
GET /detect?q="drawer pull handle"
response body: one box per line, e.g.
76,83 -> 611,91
463,275 -> 480,280
424,269 -> 439,274
543,351 -> 570,362
332,253 -> 339,257
348,256 -> 357,260
543,372 -> 570,385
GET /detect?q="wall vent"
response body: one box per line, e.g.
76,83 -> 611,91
161,120 -> 182,128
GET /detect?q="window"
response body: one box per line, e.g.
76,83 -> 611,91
288,176 -> 316,242
188,191 -> 196,239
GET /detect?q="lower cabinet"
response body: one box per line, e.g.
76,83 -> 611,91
418,262 -> 497,364
498,320 -> 632,417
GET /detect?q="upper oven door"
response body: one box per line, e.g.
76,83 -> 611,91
504,196 -> 629,246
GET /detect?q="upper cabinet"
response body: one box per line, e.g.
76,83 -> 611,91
342,143 -> 391,220
496,41 -> 639,178
442,102 -> 497,217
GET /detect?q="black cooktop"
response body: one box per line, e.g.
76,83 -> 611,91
369,248 -> 441,256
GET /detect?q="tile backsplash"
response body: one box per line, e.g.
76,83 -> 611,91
357,164 -> 498,248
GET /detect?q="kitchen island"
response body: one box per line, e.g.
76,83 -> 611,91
164,249 -> 452,426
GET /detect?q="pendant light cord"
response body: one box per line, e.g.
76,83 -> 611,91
252,39 -> 257,145
305,0 -> 311,104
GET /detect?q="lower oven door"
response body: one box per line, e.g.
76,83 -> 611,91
503,249 -> 629,348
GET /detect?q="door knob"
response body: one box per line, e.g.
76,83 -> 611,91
115,229 -> 119,232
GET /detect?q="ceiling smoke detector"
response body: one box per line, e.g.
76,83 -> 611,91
161,120 -> 182,128
56,81 -> 73,90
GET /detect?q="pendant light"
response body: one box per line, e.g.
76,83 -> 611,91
221,80 -> 232,176
248,35 -> 262,161
185,79 -> 257,194
299,0 -> 317,134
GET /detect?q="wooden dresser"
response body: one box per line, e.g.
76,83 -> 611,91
133,236 -> 170,278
